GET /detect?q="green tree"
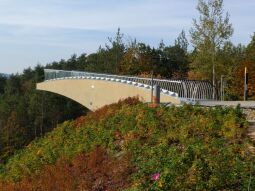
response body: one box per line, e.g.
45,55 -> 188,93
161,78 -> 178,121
106,28 -> 126,73
0,111 -> 26,160
246,33 -> 255,62
0,76 -> 6,94
175,30 -> 189,53
162,45 -> 189,79
190,0 -> 233,98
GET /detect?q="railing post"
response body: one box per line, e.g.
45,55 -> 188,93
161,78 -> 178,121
152,85 -> 160,105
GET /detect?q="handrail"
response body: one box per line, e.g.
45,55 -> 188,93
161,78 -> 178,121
43,69 -> 214,100
44,69 -> 182,83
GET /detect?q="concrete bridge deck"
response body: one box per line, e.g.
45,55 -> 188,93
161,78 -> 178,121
198,101 -> 255,108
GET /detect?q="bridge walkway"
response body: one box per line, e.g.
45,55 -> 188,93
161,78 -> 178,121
199,101 -> 255,108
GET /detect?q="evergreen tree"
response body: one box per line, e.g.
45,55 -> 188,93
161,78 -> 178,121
175,30 -> 189,53
0,111 -> 26,160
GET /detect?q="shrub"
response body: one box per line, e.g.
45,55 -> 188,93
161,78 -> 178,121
0,98 -> 254,190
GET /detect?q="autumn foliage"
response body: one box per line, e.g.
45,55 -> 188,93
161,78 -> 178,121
1,147 -> 132,191
0,98 -> 255,190
233,61 -> 255,99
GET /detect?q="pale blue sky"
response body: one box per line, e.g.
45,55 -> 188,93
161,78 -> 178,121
0,0 -> 254,74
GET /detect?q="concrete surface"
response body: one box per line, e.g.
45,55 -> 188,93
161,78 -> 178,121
37,79 -> 182,110
199,101 -> 255,108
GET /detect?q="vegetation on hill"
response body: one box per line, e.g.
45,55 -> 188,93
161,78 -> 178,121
0,98 -> 254,190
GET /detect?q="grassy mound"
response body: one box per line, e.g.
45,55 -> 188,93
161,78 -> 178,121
0,98 -> 255,190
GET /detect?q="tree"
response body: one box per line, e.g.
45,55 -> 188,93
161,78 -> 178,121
246,32 -> 255,62
106,28 -> 126,73
190,0 -> 233,98
0,76 -> 6,94
230,33 -> 255,100
175,30 -> 189,53
119,46 -> 140,75
163,45 -> 189,79
0,111 -> 26,160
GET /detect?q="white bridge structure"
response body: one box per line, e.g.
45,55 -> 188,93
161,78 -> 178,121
36,69 -> 215,110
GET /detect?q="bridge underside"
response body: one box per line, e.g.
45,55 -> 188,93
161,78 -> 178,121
37,79 -> 182,110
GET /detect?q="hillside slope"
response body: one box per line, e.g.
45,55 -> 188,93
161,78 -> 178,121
0,98 -> 255,191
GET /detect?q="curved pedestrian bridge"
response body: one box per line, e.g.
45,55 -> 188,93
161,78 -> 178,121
36,69 -> 214,110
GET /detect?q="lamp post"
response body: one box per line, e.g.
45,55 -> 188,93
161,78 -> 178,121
151,70 -> 154,103
150,54 -> 157,103
150,54 -> 161,106
244,67 -> 248,101
220,75 -> 224,101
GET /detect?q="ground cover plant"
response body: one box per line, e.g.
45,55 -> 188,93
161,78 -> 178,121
0,98 -> 254,190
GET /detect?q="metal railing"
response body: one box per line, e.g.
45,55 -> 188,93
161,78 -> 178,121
44,69 -> 214,100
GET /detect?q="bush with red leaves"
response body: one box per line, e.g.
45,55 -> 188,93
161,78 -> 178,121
1,147 -> 133,191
